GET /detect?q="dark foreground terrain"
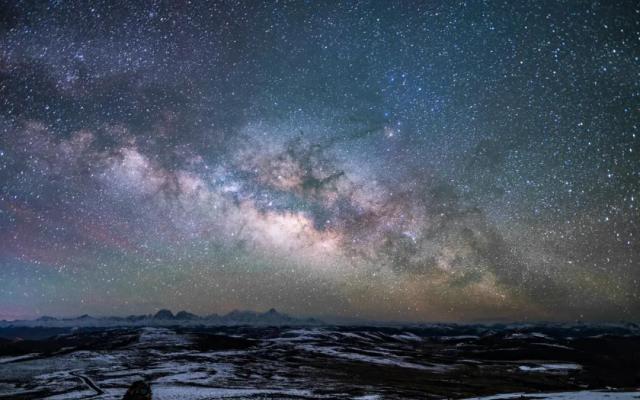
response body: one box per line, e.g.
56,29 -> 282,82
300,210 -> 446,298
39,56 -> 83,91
0,324 -> 639,399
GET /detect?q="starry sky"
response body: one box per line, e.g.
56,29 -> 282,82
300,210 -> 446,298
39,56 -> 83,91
0,1 -> 638,322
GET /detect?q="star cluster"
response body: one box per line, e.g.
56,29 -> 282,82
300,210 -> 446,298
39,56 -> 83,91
0,1 -> 638,321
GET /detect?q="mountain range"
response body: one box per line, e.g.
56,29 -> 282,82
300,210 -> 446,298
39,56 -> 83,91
0,308 -> 323,328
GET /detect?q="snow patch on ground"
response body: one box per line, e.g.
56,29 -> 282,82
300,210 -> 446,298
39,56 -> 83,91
508,333 -> 553,340
268,328 -> 331,342
155,371 -> 211,384
0,353 -> 40,363
439,335 -> 480,341
45,388 -> 124,400
532,343 -> 573,350
518,363 -> 582,372
135,327 -> 190,348
153,385 -> 314,399
297,344 -> 451,372
44,389 -> 97,399
392,332 -> 423,341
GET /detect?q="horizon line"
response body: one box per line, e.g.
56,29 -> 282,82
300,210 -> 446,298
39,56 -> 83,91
1,308 -> 638,326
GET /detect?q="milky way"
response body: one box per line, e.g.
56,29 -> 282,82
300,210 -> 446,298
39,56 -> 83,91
0,1 -> 638,322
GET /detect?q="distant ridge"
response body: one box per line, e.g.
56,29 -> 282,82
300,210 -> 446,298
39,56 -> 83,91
153,309 -> 175,320
0,308 -> 323,328
175,310 -> 198,320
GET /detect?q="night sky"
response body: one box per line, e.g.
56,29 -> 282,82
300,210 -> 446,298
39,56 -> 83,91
0,1 -> 638,322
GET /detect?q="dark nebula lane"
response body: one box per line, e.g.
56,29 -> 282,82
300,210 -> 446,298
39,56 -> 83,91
0,1 -> 638,322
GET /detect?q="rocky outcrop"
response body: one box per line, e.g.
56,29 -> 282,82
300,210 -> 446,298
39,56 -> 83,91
122,380 -> 152,400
